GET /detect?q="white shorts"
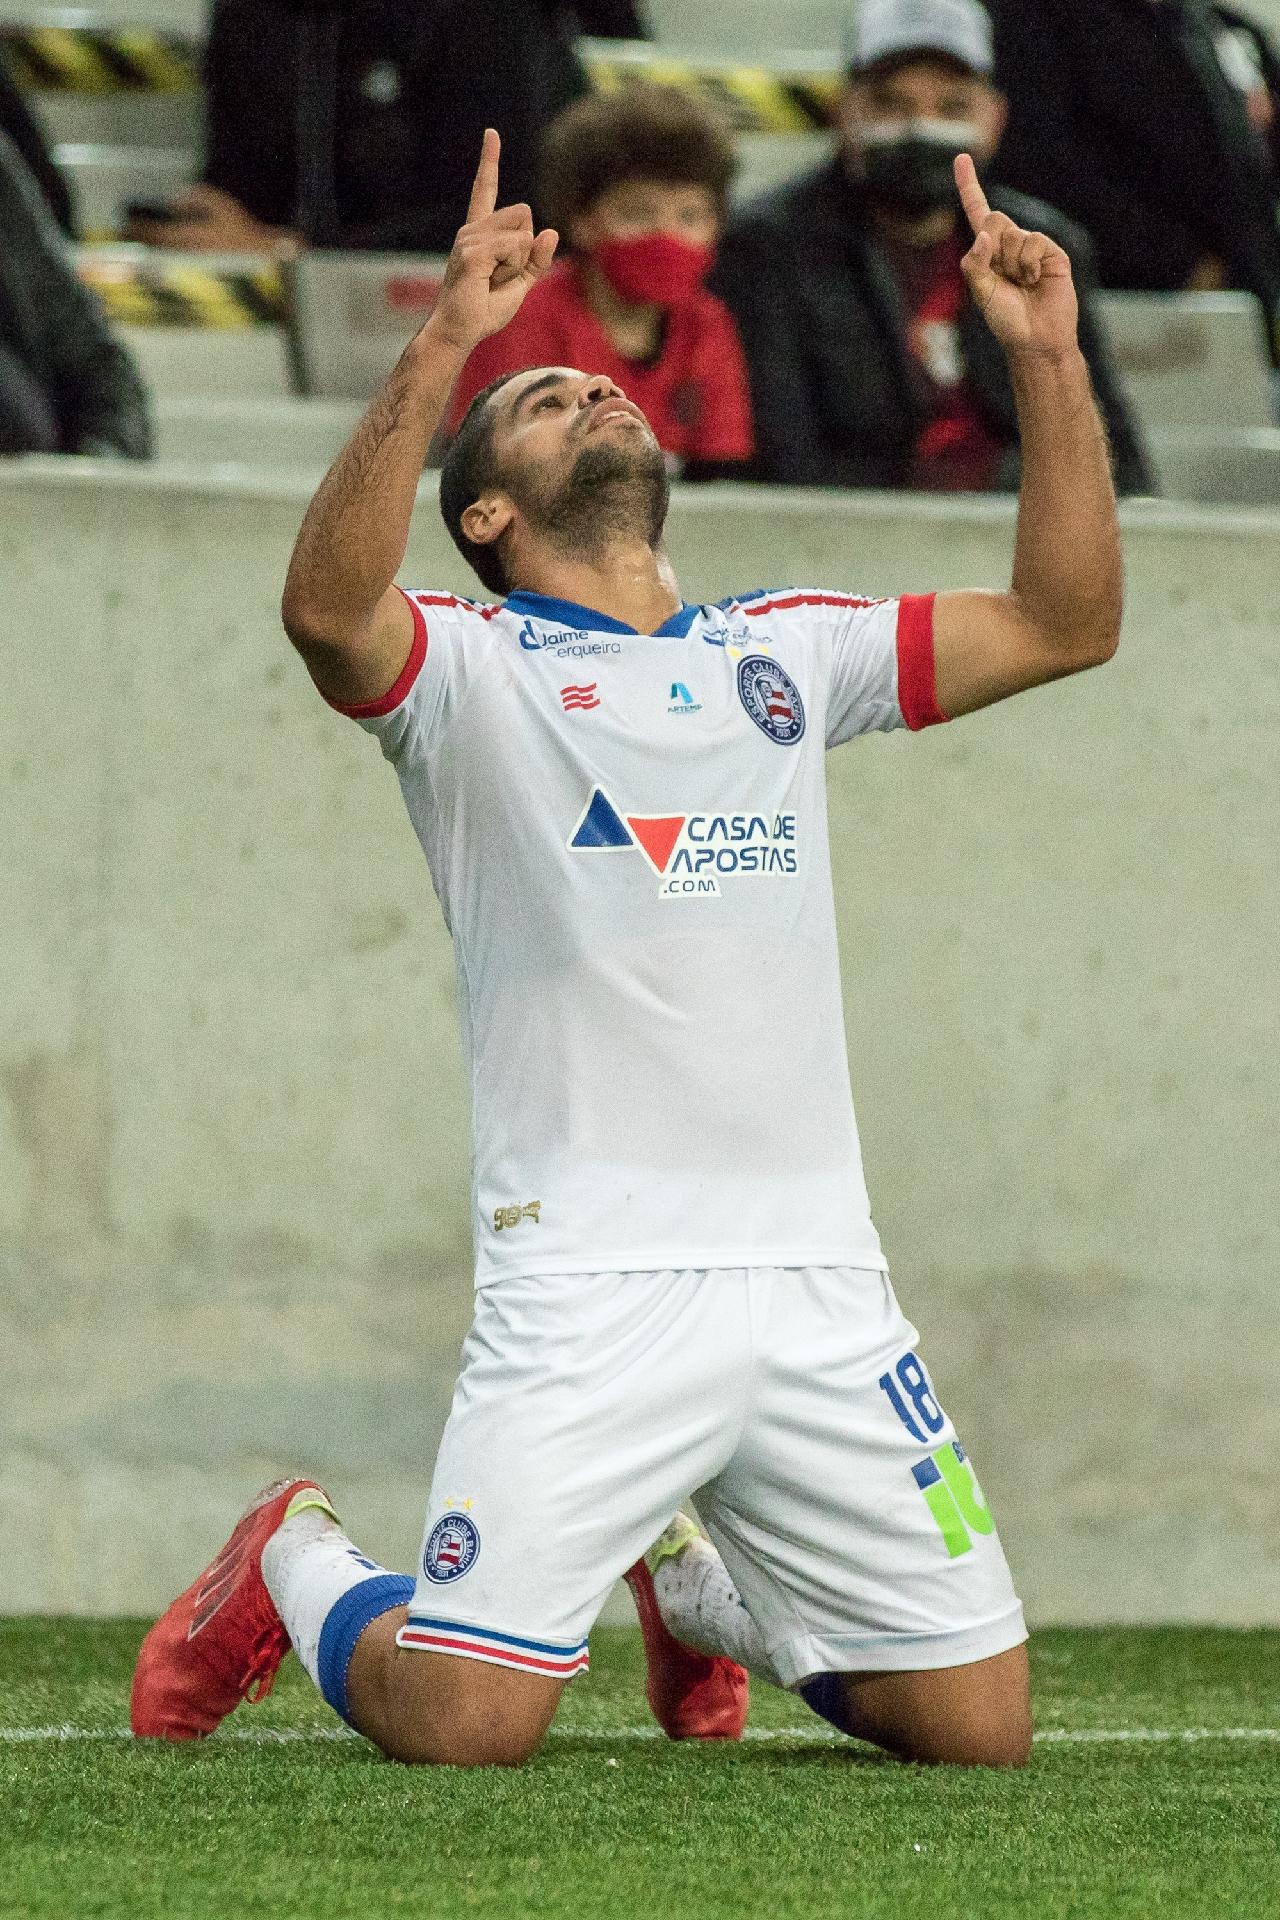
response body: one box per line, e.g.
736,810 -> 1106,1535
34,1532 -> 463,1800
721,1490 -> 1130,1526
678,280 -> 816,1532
396,1267 -> 1025,1689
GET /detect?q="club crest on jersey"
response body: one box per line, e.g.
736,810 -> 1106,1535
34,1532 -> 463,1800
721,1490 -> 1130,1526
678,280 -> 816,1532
568,786 -> 798,899
737,655 -> 805,745
423,1512 -> 481,1584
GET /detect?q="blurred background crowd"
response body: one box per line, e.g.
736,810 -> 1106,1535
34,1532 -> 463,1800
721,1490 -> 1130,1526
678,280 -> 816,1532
4,0 -> 1280,502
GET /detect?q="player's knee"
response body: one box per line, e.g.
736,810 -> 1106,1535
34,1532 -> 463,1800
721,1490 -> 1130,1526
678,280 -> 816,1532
991,1709 -> 1034,1768
361,1641 -> 559,1766
877,1722 -> 1031,1769
955,1724 -> 1032,1768
932,1707 -> 1033,1769
378,1711 -> 545,1769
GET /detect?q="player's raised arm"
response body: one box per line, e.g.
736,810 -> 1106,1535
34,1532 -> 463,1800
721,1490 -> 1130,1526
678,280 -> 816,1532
281,130 -> 558,707
926,155 -> 1123,720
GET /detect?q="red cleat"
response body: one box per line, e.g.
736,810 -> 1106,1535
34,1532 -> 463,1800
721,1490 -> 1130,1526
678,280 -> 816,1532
131,1476 -> 336,1741
624,1524 -> 749,1742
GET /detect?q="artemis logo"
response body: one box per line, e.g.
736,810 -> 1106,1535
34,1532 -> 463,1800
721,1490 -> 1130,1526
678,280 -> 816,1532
568,786 -> 798,898
668,681 -> 702,715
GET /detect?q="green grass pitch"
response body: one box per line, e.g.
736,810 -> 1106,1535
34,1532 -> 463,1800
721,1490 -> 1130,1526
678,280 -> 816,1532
2,1622 -> 1276,1919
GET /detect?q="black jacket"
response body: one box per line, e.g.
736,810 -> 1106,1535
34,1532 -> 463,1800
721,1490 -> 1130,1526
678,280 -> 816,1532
987,0 -> 1280,325
713,161 -> 1153,496
0,130 -> 151,457
0,47 -> 74,235
203,0 -> 645,251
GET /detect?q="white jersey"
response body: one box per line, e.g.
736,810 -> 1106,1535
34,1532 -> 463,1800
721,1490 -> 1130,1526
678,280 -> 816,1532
331,584 -> 946,1283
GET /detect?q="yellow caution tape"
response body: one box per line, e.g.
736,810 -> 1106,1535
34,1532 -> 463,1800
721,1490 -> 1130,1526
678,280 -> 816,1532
0,24 -> 198,92
583,55 -> 840,132
76,257 -> 286,329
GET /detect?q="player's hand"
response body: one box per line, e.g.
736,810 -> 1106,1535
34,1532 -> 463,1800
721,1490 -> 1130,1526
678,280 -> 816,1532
955,154 -> 1078,358
426,129 -> 558,354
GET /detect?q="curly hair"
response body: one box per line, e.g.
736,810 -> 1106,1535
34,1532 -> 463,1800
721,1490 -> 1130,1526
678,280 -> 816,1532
539,81 -> 736,239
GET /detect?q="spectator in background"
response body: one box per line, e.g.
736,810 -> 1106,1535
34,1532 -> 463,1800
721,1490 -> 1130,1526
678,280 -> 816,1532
0,130 -> 150,458
1216,4 -> 1280,171
714,0 -> 1150,494
0,44 -> 74,236
986,0 -> 1280,336
446,85 -> 753,479
129,0 -> 646,254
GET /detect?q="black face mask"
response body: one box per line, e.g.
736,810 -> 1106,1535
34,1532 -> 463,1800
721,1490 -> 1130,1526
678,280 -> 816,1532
858,123 -> 980,218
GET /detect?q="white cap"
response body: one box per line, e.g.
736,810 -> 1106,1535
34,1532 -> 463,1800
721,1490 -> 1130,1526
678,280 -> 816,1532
848,0 -> 995,76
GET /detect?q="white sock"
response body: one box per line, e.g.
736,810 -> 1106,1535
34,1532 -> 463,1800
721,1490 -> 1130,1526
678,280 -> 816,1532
261,1509 -> 407,1694
653,1536 -> 784,1688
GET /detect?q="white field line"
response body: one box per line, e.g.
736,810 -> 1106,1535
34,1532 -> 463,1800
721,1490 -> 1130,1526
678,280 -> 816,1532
1,1724 -> 1279,1747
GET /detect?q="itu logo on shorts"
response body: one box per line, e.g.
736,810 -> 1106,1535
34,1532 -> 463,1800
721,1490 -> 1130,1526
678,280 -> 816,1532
423,1513 -> 481,1584
737,655 -> 805,745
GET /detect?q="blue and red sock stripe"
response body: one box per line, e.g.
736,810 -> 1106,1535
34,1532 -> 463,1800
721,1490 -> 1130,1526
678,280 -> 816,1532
395,1615 -> 590,1677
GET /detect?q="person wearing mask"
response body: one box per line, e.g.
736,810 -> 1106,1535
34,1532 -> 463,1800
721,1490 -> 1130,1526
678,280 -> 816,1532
0,129 -> 150,458
445,84 -> 753,478
713,0 -> 1150,494
986,0 -> 1280,336
128,0 -> 646,254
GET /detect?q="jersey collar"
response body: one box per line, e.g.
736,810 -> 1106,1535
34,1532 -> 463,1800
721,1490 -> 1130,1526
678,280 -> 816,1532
504,589 -> 698,639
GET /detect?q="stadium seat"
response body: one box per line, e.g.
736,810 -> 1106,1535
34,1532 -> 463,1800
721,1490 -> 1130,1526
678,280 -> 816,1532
1098,291 -> 1278,433
733,132 -> 829,202
286,250 -> 448,400
0,14 -> 200,149
644,0 -> 845,55
151,394 -> 364,468
76,244 -> 294,396
117,324 -> 293,397
53,141 -> 192,239
1148,427 -> 1280,507
0,0 -> 204,22
580,39 -> 839,135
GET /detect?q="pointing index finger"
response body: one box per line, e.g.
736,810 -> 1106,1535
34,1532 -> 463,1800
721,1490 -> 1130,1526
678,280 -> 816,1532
954,152 -> 991,234
467,127 -> 500,224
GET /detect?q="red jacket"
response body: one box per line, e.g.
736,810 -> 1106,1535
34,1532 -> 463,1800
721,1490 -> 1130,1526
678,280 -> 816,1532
447,258 -> 754,465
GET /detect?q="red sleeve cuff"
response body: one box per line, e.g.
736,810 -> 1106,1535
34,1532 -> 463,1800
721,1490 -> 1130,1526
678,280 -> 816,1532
895,593 -> 948,731
323,589 -> 428,719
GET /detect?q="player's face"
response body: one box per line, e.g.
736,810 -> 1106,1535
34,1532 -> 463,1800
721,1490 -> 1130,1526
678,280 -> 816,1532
465,366 -> 670,567
493,366 -> 660,480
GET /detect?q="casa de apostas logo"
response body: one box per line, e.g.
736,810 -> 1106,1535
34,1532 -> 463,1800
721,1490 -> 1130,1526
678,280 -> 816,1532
569,786 -> 798,899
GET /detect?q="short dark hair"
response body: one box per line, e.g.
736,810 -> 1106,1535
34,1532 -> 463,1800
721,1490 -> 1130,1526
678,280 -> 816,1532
438,368 -> 532,596
539,82 -> 736,238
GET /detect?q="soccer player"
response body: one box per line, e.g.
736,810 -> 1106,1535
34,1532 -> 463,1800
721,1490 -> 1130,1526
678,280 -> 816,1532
132,129 -> 1121,1768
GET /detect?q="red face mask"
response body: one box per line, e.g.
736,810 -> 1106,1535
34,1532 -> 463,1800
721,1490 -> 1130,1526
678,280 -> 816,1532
592,231 -> 715,308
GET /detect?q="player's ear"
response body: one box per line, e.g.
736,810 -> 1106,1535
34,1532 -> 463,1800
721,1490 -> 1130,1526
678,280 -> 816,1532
461,493 -> 515,551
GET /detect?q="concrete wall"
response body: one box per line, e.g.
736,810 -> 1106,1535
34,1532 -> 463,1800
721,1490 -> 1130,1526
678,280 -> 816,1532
3,463 -> 1278,1627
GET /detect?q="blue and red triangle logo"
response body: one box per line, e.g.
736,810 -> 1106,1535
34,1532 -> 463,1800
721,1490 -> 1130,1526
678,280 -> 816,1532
569,787 -> 686,874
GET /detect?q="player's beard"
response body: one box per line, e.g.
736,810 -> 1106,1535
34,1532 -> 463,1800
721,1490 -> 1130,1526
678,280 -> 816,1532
508,431 -> 671,568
